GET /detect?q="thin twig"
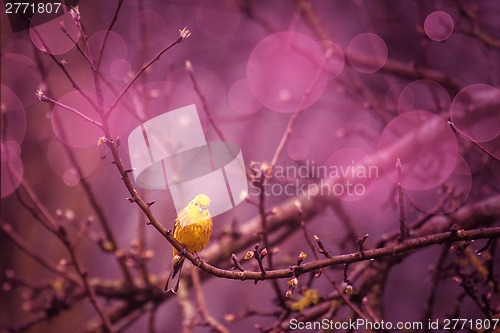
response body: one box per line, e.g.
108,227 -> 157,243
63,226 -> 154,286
267,50 -> 329,179
185,60 -> 228,143
65,236 -> 115,333
396,158 -> 406,243
191,269 -> 230,333
148,302 -> 158,333
64,144 -> 134,287
257,177 -> 285,306
30,24 -> 101,111
231,254 -> 245,272
176,277 -> 195,333
421,244 -> 450,332
106,29 -> 191,116
448,121 -> 500,162
0,221 -> 80,285
37,91 -> 103,128
96,0 -> 124,70
323,271 -> 368,322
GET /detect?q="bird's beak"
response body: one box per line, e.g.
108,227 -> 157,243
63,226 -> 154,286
199,206 -> 204,212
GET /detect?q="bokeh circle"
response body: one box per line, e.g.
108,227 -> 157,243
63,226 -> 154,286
51,91 -> 103,148
1,141 -> 23,198
450,84 -> 500,143
29,6 -> 80,55
347,33 -> 388,74
228,79 -> 261,115
318,40 -> 345,80
397,79 -> 451,115
325,147 -> 377,201
406,155 -> 471,214
1,54 -> 42,107
377,111 -> 458,190
89,30 -> 128,73
247,32 -> 328,113
287,138 -> 310,161
1,85 -> 27,144
167,66 -> 226,122
424,11 -> 454,42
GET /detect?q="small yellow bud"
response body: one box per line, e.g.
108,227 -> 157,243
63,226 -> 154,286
287,277 -> 299,288
294,200 -> 302,210
50,279 -> 64,292
97,136 -> 107,146
345,285 -> 354,294
142,250 -> 154,259
179,27 -> 191,39
244,251 -> 254,260
101,241 -> 114,252
224,314 -> 236,322
173,254 -> 182,265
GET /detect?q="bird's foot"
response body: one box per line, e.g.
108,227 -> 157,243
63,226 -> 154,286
194,252 -> 203,268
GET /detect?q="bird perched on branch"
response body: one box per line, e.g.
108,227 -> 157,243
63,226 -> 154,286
164,194 -> 213,294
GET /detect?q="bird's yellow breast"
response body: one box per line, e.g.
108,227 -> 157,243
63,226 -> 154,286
173,216 -> 213,255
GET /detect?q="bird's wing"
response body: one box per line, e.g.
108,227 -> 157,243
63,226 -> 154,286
172,215 -> 180,234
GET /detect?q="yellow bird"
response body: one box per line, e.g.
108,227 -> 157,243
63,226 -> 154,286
164,194 -> 213,293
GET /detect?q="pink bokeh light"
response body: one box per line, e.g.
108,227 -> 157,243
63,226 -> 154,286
89,31 -> 128,74
29,6 -> 80,55
167,66 -> 226,122
325,147 -> 376,201
377,111 -> 458,190
1,141 -> 23,198
397,79 -> 451,115
385,83 -> 405,113
450,84 -> 500,143
228,78 -> 261,115
347,33 -> 388,74
460,144 -> 489,174
318,40 -> 345,80
110,59 -> 131,81
1,85 -> 26,144
51,91 -> 103,148
287,138 -> 309,161
483,135 -> 500,160
1,140 -> 21,163
247,32 -> 328,113
62,168 -> 80,186
1,54 -> 42,107
47,139 -> 100,179
331,122 -> 379,153
406,155 -> 471,214
424,11 -> 454,42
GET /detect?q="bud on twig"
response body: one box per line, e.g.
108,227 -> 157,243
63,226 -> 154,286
179,27 -> 191,40
70,6 -> 80,24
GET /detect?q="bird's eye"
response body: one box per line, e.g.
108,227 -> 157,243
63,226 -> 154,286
195,203 -> 198,206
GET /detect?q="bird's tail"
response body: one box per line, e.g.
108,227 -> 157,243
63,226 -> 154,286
164,259 -> 184,293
